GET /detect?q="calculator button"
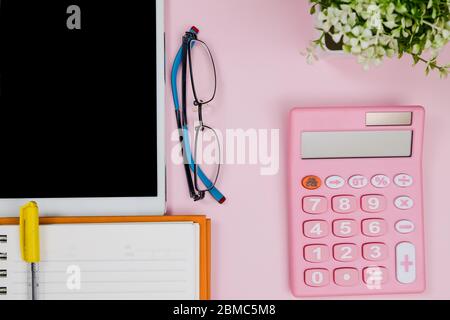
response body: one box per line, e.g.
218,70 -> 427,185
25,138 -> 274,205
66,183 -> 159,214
394,174 -> 414,187
333,220 -> 358,238
302,176 -> 322,190
395,220 -> 415,234
362,219 -> 388,237
334,268 -> 359,287
396,242 -> 416,284
348,175 -> 368,189
363,243 -> 388,261
333,244 -> 358,262
305,269 -> 330,287
304,245 -> 330,263
394,196 -> 414,210
325,176 -> 345,189
371,175 -> 391,188
361,195 -> 387,213
304,220 -> 329,239
303,197 -> 327,214
332,196 -> 357,214
363,267 -> 388,287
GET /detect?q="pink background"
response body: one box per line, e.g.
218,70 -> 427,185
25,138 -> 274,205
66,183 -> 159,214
164,0 -> 450,299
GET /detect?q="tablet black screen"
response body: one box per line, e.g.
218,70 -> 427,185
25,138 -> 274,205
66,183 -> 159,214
0,0 -> 159,198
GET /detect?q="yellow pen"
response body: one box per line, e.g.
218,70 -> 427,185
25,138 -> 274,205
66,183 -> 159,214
19,201 -> 40,300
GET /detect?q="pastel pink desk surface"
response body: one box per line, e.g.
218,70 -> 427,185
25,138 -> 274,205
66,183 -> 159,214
165,0 -> 450,300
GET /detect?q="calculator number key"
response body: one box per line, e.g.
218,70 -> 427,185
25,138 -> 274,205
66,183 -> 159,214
332,196 -> 357,214
304,245 -> 330,263
363,243 -> 388,261
361,195 -> 386,213
303,197 -> 327,214
333,220 -> 358,238
362,219 -> 387,237
333,244 -> 358,262
304,269 -> 330,287
304,220 -> 329,239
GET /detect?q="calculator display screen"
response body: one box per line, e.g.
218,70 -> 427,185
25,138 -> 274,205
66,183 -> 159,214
302,131 -> 413,159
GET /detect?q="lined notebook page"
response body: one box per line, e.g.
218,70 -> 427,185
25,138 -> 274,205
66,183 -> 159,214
0,223 -> 200,300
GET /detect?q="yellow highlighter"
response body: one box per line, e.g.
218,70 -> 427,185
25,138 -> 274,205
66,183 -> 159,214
19,201 -> 40,300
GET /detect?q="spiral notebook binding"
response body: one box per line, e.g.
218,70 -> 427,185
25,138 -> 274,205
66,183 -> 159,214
1,235 -> 8,297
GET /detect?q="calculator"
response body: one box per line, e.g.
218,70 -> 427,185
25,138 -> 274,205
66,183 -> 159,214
288,106 -> 425,297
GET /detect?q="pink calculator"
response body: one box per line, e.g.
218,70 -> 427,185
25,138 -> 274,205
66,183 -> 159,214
288,106 -> 425,297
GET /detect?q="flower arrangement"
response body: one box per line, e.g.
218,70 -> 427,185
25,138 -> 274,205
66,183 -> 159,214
306,0 -> 450,77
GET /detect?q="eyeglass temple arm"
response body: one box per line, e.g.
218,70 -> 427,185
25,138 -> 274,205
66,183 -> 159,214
171,26 -> 198,113
171,27 -> 226,204
179,33 -> 202,200
181,127 -> 226,204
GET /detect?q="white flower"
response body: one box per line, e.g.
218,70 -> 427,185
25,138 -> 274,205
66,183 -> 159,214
366,4 -> 383,30
376,46 -> 386,56
302,42 -> 319,65
351,26 -> 361,36
443,29 -> 450,40
384,20 -> 397,29
316,7 -> 343,33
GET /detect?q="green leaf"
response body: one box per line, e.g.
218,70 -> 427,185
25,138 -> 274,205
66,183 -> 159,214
310,5 -> 316,15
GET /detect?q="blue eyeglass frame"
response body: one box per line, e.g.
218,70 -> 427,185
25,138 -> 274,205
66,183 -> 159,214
171,26 -> 226,204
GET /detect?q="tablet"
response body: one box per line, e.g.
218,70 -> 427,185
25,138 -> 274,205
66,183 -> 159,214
0,0 -> 165,216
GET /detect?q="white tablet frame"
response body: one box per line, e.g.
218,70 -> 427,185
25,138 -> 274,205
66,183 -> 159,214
0,0 -> 166,217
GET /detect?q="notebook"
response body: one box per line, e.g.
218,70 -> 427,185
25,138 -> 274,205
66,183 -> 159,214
0,216 -> 210,300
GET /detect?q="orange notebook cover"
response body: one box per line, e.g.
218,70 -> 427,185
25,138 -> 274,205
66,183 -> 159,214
0,215 -> 211,300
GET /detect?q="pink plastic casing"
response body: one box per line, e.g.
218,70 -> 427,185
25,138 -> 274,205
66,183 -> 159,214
288,106 -> 425,297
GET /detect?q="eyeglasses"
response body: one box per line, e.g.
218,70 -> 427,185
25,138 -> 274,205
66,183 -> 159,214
171,27 -> 226,203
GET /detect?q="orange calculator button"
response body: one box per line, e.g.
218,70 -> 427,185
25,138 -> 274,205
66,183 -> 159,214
302,176 -> 322,190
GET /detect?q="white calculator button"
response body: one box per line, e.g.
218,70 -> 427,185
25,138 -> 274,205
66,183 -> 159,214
394,174 -> 414,187
325,176 -> 345,189
371,175 -> 391,188
395,220 -> 415,234
394,196 -> 414,210
348,175 -> 368,189
396,242 -> 416,284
